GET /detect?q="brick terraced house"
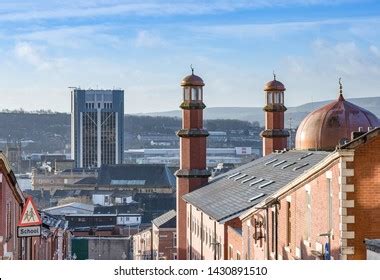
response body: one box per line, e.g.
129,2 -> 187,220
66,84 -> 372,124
0,152 -> 25,259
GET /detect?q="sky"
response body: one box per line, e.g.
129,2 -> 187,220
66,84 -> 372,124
0,0 -> 380,114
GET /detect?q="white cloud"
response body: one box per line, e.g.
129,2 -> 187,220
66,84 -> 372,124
14,25 -> 121,49
370,45 -> 380,58
13,41 -> 67,71
134,30 -> 167,48
14,42 -> 50,69
195,17 -> 380,39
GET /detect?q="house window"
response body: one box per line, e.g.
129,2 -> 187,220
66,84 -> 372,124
228,245 -> 233,260
237,251 -> 241,260
286,201 -> 291,247
6,202 -> 12,240
173,233 -> 177,248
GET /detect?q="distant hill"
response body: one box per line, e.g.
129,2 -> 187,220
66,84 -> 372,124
0,96 -> 378,153
140,97 -> 380,127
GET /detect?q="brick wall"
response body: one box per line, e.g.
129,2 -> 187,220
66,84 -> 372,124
0,161 -> 24,260
227,225 -> 243,260
347,135 -> 380,259
156,228 -> 176,260
242,160 -> 342,260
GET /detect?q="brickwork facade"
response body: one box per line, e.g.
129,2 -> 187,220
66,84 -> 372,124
346,135 -> 380,259
152,224 -> 176,260
240,133 -> 380,260
0,153 -> 25,260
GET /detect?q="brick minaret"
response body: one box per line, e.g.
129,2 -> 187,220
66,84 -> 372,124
261,74 -> 289,156
175,69 -> 210,260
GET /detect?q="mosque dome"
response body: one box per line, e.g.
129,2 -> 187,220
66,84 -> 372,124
264,78 -> 285,91
295,82 -> 380,151
181,71 -> 204,87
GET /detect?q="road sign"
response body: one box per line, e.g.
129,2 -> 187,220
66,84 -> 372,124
18,197 -> 42,227
17,226 -> 41,237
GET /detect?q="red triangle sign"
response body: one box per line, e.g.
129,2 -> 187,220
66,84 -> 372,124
18,197 -> 42,227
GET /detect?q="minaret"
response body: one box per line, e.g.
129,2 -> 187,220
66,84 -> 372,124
175,68 -> 210,260
261,73 -> 289,156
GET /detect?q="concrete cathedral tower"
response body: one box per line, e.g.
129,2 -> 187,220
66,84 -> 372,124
175,68 -> 210,260
261,73 -> 289,156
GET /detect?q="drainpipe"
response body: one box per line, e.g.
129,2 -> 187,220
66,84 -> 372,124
265,208 -> 270,260
200,212 -> 203,260
214,221 -> 217,260
275,203 -> 278,260
150,227 -> 153,260
189,205 -> 192,260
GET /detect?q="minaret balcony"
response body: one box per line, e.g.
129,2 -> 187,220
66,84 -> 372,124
260,129 -> 290,138
180,101 -> 206,110
177,128 -> 209,138
263,103 -> 287,112
175,168 -> 211,178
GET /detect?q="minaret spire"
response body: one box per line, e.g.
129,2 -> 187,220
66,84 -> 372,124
338,77 -> 345,101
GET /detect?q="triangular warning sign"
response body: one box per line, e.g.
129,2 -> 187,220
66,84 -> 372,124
18,197 -> 42,227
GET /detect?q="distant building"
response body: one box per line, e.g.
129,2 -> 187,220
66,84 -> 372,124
31,167 -> 97,192
152,210 -> 177,260
95,164 -> 175,194
55,160 -> 75,172
71,89 -> 124,168
133,210 -> 176,260
71,236 -> 131,260
125,147 -> 257,167
133,227 -> 152,260
64,164 -> 176,194
5,141 -> 22,174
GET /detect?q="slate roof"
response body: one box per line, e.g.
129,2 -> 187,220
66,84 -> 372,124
74,177 -> 97,185
97,164 -> 176,188
183,150 -> 330,223
152,209 -> 176,228
365,239 -> 380,253
44,202 -> 95,213
52,189 -> 83,198
23,189 -> 51,200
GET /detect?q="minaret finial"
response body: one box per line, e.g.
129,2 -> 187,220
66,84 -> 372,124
273,70 -> 276,81
190,64 -> 194,75
338,77 -> 345,101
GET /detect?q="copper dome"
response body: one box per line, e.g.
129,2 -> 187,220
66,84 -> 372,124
295,94 -> 380,151
181,74 -> 205,87
264,79 -> 286,91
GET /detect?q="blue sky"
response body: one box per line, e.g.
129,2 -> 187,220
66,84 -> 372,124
0,0 -> 380,113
